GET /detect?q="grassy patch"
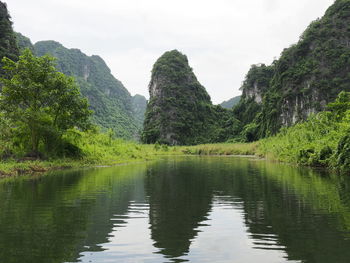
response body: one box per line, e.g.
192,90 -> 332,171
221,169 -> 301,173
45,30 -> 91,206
0,131 -> 182,177
180,142 -> 258,156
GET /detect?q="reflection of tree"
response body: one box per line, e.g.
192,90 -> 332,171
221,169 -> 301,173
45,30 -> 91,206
0,165 -> 147,263
145,159 -> 213,260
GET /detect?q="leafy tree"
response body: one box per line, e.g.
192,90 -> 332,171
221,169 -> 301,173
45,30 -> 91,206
0,49 -> 92,156
326,91 -> 350,120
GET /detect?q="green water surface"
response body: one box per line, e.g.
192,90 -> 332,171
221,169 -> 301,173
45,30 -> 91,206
1,156 -> 350,263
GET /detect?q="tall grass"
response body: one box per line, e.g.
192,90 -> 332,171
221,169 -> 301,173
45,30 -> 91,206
258,111 -> 350,168
180,142 -> 258,156
0,129 -> 181,177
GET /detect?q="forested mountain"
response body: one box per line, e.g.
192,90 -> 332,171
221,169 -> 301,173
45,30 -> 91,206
220,96 -> 241,109
0,1 -> 18,71
14,34 -> 147,139
142,50 -> 236,145
233,0 -> 350,140
15,32 -> 33,52
34,41 -> 143,139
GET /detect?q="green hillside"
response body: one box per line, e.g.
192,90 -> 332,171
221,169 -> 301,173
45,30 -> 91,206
14,33 -> 147,140
220,96 -> 241,109
33,40 -> 140,139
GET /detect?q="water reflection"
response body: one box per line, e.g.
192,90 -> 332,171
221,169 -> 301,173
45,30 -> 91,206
0,157 -> 350,262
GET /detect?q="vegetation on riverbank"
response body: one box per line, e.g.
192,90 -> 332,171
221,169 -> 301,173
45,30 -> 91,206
181,142 -> 257,156
182,92 -> 350,172
258,91 -> 350,170
0,130 -> 181,177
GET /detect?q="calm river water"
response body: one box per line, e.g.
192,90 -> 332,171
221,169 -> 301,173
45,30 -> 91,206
1,156 -> 350,263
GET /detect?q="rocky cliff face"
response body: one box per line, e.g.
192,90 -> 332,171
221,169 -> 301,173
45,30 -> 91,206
142,50 -> 233,145
234,0 -> 350,139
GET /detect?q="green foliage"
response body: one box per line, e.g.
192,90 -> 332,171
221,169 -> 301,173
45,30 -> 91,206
335,134 -> 350,169
258,91 -> 350,170
0,129 -> 182,176
326,91 -> 350,120
0,49 -> 92,155
181,142 -> 257,155
242,123 -> 259,142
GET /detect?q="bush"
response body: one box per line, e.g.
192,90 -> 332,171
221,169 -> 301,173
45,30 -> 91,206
335,134 -> 350,170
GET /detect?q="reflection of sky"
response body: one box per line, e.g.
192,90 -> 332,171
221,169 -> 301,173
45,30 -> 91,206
187,199 -> 298,263
77,201 -> 166,263
76,198 -> 298,263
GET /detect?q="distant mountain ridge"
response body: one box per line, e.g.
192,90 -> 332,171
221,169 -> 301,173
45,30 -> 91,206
220,96 -> 241,109
16,33 -> 147,139
132,94 -> 147,128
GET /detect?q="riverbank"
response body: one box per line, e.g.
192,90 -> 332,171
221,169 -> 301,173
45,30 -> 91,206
0,140 -> 182,177
1,143 -> 263,178
180,125 -> 349,172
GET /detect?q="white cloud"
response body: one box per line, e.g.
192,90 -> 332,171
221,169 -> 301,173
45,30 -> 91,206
7,0 -> 334,103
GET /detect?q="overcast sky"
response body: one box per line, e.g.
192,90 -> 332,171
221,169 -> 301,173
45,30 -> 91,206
8,0 -> 334,104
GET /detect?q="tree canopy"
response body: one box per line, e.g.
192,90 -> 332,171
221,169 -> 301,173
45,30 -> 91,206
0,49 -> 92,156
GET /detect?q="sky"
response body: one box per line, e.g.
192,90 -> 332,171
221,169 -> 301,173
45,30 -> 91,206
7,0 -> 334,104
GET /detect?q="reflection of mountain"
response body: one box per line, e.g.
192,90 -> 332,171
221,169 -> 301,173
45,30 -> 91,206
145,159 -> 213,260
